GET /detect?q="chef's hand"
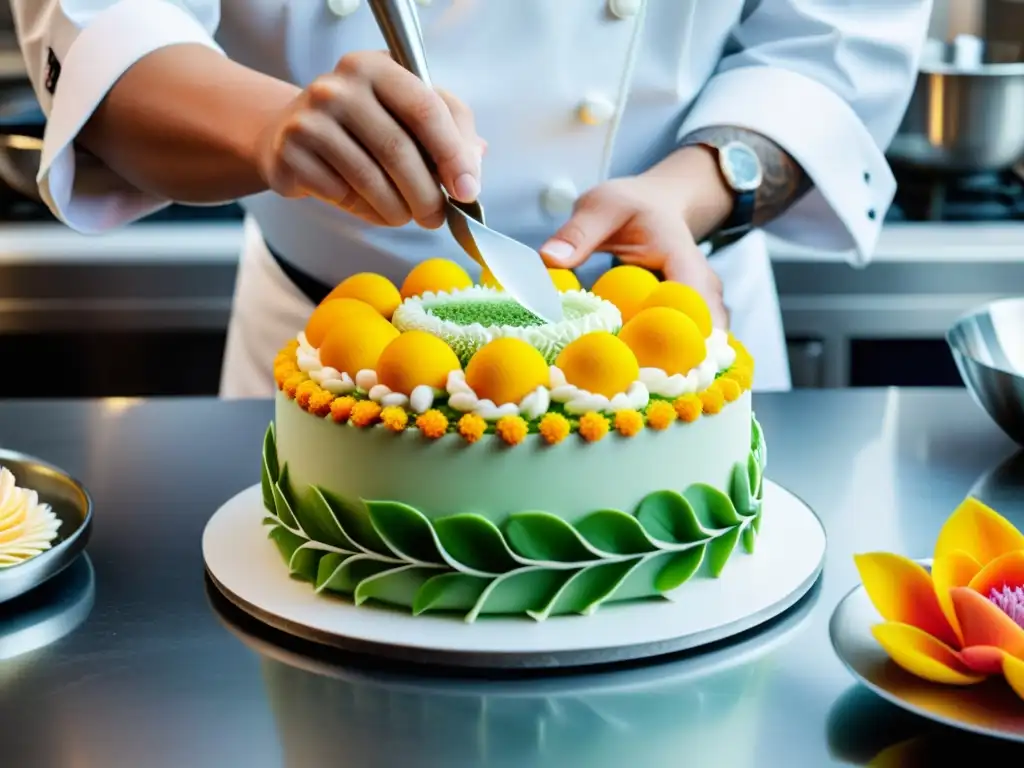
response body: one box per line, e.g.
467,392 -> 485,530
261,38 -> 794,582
255,50 -> 484,228
539,147 -> 733,329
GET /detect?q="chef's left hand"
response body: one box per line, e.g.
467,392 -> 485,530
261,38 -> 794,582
539,147 -> 733,328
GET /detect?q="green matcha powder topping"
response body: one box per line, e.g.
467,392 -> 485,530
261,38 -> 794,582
427,300 -> 545,328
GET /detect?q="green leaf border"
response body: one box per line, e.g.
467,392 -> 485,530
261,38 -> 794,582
260,415 -> 767,623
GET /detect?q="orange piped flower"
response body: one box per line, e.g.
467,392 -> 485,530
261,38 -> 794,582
282,372 -> 307,399
613,409 -> 644,437
716,376 -> 742,402
457,413 -> 487,444
380,406 -> 409,432
330,396 -> 356,423
699,386 -> 725,415
645,400 -> 677,431
416,409 -> 449,439
672,394 -> 702,423
578,412 -> 609,442
308,389 -> 335,417
349,400 -> 382,428
496,415 -> 529,446
855,496 -> 1024,699
295,379 -> 319,410
538,413 -> 570,445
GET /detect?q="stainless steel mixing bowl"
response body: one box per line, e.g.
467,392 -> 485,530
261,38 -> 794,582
947,297 -> 1024,447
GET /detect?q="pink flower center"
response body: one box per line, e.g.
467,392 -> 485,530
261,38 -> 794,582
989,586 -> 1024,629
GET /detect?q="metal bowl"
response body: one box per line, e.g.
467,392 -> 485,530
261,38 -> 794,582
0,449 -> 92,603
947,297 -> 1024,447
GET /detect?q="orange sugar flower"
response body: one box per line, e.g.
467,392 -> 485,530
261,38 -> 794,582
349,400 -> 382,428
672,394 -> 702,423
457,413 -> 487,444
645,400 -> 676,430
538,413 -> 570,445
307,389 -> 335,417
578,412 -> 609,442
854,496 -> 1024,698
380,406 -> 409,432
613,409 -> 644,437
416,409 -> 449,439
698,386 -> 724,415
496,415 -> 529,446
330,396 -> 356,423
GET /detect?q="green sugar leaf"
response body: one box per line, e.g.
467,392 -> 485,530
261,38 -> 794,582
353,565 -> 438,607
684,484 -> 742,529
635,491 -> 708,544
366,500 -> 445,564
747,453 -> 762,501
316,554 -> 396,596
575,509 -> 655,555
753,511 -> 763,534
318,488 -> 390,556
413,572 -> 491,615
427,299 -> 544,328
741,524 -> 757,554
261,423 -> 279,512
528,559 -> 640,619
272,473 -> 299,531
294,487 -> 365,552
730,462 -> 755,518
654,545 -> 706,593
468,567 -> 576,621
268,524 -> 305,564
504,512 -> 600,562
706,527 -> 742,577
433,514 -> 519,573
287,542 -> 325,583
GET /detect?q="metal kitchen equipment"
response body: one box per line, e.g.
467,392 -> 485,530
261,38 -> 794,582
367,0 -> 564,324
0,448 -> 93,603
947,296 -> 1024,446
889,35 -> 1024,172
0,86 -> 44,201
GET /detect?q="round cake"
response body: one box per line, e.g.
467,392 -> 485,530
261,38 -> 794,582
262,260 -> 766,622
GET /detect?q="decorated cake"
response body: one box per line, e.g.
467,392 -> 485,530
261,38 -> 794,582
0,466 -> 61,568
261,259 -> 766,622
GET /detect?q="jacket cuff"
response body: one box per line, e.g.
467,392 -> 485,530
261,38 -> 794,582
39,0 -> 223,233
678,66 -> 894,267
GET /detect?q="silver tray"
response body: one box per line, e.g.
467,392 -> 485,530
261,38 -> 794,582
0,448 -> 93,604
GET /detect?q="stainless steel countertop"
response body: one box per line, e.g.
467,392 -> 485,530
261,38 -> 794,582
1,391 -> 1024,766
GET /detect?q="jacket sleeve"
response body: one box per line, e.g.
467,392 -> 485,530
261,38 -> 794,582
9,0 -> 223,233
678,0 -> 931,265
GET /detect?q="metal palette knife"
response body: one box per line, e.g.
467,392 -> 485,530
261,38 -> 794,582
368,0 -> 564,323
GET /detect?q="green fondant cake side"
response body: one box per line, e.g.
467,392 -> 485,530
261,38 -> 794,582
260,414 -> 768,622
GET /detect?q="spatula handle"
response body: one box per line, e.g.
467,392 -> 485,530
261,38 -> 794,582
368,0 -> 433,88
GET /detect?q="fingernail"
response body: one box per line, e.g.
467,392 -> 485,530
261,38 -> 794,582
454,173 -> 480,201
541,239 -> 574,264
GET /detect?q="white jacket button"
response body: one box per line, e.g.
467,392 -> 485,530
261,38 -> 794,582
542,178 -> 579,215
578,93 -> 616,125
327,0 -> 360,16
608,0 -> 642,19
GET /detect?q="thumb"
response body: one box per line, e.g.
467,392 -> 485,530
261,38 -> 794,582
540,195 -> 630,269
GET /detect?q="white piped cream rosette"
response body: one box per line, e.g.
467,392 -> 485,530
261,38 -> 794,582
0,466 -> 61,568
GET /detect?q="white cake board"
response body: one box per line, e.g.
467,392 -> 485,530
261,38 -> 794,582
203,480 -> 826,669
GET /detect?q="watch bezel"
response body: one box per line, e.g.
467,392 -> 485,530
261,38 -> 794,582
718,141 -> 763,193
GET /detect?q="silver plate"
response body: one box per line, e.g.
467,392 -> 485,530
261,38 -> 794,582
830,568 -> 1024,743
0,448 -> 93,604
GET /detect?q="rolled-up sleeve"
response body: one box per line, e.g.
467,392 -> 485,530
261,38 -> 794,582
678,0 -> 931,265
9,0 -> 223,233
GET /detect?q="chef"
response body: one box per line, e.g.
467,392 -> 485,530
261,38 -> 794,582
10,0 -> 930,396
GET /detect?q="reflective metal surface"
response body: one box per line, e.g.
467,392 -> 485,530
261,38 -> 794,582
890,37 -> 1024,172
368,0 -> 564,323
0,448 -> 92,603
0,393 -> 1023,765
948,296 -> 1024,446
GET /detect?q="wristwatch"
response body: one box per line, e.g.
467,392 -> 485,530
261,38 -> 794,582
680,138 -> 763,239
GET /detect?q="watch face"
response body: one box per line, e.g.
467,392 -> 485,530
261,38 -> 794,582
722,142 -> 763,192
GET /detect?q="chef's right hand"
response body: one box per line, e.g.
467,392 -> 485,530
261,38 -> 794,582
254,50 -> 484,228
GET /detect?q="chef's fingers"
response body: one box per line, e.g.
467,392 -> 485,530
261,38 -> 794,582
540,193 -> 632,269
367,61 -> 482,204
437,88 -> 486,162
289,93 -> 414,226
274,137 -> 352,206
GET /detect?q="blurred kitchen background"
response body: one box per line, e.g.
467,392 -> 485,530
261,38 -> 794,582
0,0 -> 1023,396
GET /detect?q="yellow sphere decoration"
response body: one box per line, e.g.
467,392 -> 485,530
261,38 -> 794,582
639,281 -> 713,338
465,337 -> 549,406
591,265 -> 660,322
555,332 -> 639,398
319,313 -> 400,378
304,298 -> 380,348
377,330 -> 461,395
400,258 -> 473,299
618,306 -> 706,375
326,273 -> 402,319
548,268 -> 581,292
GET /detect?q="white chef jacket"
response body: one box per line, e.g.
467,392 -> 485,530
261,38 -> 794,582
10,0 -> 930,397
